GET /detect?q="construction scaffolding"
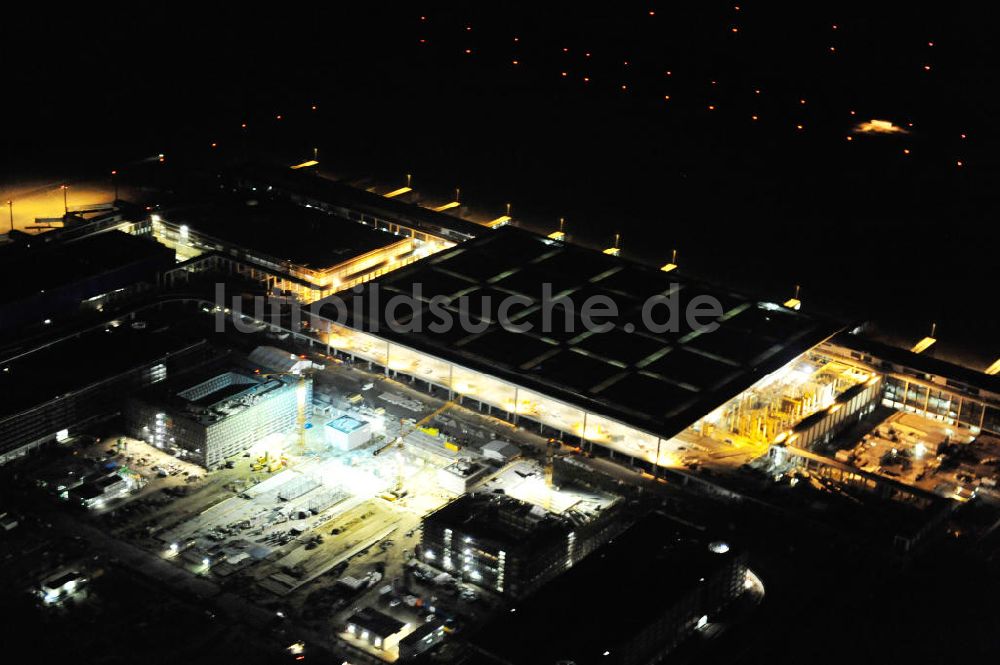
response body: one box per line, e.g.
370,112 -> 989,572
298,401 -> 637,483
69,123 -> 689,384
277,474 -> 321,501
694,355 -> 872,445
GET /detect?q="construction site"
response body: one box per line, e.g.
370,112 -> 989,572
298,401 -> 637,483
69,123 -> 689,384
41,327 -> 634,663
691,354 -> 873,445
663,353 -> 877,469
5,179 -> 999,663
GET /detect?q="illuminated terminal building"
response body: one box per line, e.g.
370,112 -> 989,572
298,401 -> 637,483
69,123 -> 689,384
126,363 -> 312,468
315,226 -> 851,474
140,196 -> 443,303
6,182 -> 466,307
236,163 -> 487,244
819,334 -> 1000,436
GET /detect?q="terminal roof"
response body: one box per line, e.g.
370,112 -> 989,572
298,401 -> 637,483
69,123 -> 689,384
320,226 -> 842,440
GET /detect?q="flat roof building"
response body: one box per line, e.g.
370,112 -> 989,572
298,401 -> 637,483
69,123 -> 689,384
69,473 -> 130,509
145,195 -> 435,302
38,569 -> 88,605
324,414 -> 371,451
436,460 -> 493,495
471,513 -> 749,665
344,607 -> 406,651
126,364 -> 312,468
480,439 -> 521,463
0,322 -> 211,464
820,334 -> 1000,436
237,163 -> 487,243
317,226 -> 841,474
420,491 -> 621,598
0,229 -> 174,335
398,621 -> 446,661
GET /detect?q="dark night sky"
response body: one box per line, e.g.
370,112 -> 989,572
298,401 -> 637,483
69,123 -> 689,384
5,3 -> 999,352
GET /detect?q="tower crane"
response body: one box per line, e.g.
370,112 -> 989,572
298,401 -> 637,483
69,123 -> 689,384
545,438 -> 558,488
373,400 -> 455,492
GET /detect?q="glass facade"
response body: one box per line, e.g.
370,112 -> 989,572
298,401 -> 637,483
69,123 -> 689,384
322,322 -> 676,467
451,365 -> 516,412
584,411 -> 661,463
387,342 -> 451,388
328,326 -> 389,366
881,375 -> 998,434
516,388 -> 586,438
0,342 -> 210,464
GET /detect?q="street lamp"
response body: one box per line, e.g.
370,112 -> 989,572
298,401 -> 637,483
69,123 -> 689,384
111,170 -> 119,201
61,185 -> 68,214
6,200 -> 12,233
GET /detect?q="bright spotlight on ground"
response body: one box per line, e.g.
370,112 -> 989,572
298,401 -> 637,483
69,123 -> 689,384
854,119 -> 908,134
708,541 -> 730,554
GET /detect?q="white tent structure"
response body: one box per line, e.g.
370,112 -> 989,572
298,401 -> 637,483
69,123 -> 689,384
248,346 -> 312,375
